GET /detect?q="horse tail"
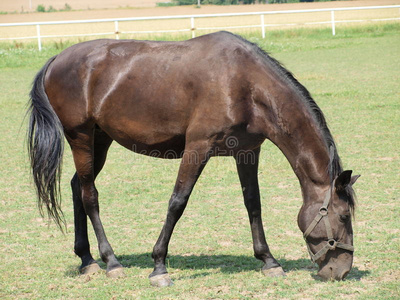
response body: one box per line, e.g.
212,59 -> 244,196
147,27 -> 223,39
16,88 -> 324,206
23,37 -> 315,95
27,55 -> 66,231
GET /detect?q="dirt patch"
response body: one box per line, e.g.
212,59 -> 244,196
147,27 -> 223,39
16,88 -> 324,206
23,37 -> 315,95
1,0 -> 399,23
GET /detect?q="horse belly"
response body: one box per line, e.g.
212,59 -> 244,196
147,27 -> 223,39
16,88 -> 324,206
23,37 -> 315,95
95,89 -> 189,159
109,129 -> 186,159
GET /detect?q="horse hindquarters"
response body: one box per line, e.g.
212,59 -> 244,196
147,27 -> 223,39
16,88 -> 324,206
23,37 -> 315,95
42,45 -> 133,278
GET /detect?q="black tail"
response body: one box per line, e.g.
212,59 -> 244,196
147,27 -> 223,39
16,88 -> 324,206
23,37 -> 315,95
27,55 -> 65,230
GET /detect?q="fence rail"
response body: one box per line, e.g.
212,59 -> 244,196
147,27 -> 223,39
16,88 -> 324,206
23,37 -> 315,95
0,5 -> 399,51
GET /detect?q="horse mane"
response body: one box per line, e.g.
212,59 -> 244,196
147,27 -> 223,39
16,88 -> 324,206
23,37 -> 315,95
229,33 -> 343,182
226,32 -> 357,212
249,38 -> 358,212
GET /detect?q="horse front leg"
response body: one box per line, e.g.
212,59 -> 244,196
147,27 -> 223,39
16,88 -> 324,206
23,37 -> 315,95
235,147 -> 286,277
149,141 -> 210,287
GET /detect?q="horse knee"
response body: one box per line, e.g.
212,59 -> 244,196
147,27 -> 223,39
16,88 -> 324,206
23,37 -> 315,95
168,194 -> 188,214
244,200 -> 261,217
248,208 -> 262,219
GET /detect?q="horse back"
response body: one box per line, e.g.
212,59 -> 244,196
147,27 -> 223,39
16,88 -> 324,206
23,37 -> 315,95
44,32 -> 269,154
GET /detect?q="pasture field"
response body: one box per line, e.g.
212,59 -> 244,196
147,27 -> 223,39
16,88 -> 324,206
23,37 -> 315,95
0,23 -> 399,299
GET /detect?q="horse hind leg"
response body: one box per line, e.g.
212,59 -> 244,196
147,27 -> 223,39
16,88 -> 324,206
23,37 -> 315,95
235,147 -> 286,277
71,172 -> 100,275
67,126 -> 124,278
70,127 -> 113,275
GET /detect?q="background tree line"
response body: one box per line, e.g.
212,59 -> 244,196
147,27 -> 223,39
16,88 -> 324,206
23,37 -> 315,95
171,0 -> 332,5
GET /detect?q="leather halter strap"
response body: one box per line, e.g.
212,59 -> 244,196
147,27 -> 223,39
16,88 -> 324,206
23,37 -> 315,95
303,183 -> 354,263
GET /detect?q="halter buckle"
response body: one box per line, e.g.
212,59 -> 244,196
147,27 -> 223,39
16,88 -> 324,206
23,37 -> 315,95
319,206 -> 328,216
327,239 -> 337,250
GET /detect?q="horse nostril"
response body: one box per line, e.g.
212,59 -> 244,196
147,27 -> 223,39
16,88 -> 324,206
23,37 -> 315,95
330,267 -> 334,281
341,270 -> 350,280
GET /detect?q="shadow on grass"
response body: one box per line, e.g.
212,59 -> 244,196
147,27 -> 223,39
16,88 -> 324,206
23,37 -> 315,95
65,252 -> 369,280
64,252 -> 369,281
310,268 -> 371,282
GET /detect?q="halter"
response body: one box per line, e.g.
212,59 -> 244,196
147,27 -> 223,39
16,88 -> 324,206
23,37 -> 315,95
303,182 -> 354,263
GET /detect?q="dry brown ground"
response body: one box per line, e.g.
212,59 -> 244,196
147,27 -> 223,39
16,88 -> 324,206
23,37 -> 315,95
1,0 -> 399,23
0,0 -> 159,12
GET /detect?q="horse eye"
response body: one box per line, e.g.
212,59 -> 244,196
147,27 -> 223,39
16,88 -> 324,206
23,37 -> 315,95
339,214 -> 350,223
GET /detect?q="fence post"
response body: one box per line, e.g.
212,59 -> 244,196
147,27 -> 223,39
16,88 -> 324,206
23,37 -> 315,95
331,10 -> 336,36
191,17 -> 195,38
261,14 -> 265,39
36,24 -> 42,51
115,21 -> 119,40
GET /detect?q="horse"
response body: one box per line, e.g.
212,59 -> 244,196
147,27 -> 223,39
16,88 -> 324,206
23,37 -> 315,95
27,31 -> 360,286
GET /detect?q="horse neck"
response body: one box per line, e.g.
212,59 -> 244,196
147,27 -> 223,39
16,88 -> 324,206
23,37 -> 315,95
258,87 -> 332,201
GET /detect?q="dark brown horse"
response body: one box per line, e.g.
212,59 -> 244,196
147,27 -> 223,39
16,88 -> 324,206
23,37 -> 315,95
28,31 -> 359,286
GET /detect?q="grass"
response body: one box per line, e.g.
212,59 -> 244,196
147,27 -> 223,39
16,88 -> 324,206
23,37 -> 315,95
0,23 -> 399,299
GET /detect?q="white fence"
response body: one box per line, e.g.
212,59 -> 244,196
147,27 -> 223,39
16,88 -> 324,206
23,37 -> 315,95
0,5 -> 399,51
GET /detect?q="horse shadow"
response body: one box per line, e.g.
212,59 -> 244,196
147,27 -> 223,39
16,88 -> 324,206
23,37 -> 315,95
66,252 -> 369,281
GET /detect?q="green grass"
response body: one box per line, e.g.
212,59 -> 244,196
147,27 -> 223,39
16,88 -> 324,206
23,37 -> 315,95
0,23 -> 399,299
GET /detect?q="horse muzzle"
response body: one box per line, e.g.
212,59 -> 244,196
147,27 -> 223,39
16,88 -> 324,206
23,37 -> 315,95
316,252 -> 353,281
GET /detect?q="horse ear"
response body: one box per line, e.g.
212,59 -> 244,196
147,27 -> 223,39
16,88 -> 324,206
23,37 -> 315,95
335,170 -> 353,191
350,175 -> 361,185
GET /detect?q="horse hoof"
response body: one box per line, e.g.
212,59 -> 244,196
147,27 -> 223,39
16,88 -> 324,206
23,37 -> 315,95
106,267 -> 126,279
262,266 -> 286,277
149,274 -> 174,287
80,263 -> 101,275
